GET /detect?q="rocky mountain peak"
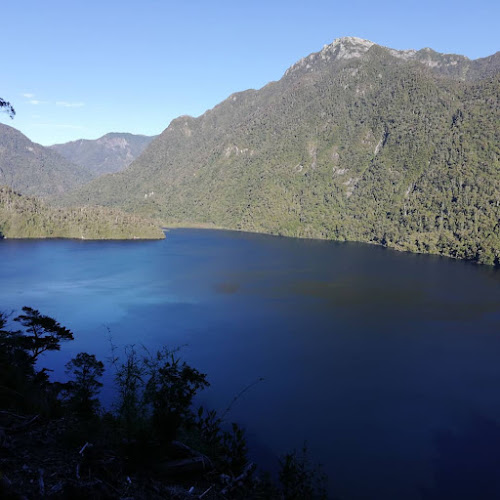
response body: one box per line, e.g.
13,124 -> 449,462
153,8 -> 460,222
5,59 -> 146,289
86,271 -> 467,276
284,36 -> 376,77
323,36 -> 375,58
283,36 -> 481,79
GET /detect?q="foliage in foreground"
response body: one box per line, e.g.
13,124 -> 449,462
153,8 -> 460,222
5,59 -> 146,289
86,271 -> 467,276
0,307 -> 327,499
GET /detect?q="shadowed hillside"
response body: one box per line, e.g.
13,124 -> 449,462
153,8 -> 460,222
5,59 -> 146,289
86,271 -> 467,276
0,124 -> 92,197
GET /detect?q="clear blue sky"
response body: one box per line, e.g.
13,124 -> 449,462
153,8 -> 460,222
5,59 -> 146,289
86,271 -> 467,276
2,0 -> 498,145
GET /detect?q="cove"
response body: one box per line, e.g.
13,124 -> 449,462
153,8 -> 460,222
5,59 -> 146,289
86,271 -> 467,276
1,229 -> 500,499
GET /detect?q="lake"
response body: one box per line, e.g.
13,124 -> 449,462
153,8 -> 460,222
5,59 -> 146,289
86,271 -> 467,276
1,229 -> 500,499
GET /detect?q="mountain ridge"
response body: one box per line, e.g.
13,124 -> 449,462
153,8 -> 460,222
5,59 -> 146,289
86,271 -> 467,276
57,37 -> 500,264
0,123 -> 92,198
283,36 -> 498,82
50,132 -> 157,177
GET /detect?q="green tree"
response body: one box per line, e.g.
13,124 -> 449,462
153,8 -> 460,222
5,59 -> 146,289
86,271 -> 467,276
1,308 -> 74,412
64,352 -> 105,417
14,306 -> 74,362
0,311 -> 34,408
144,347 -> 209,444
113,345 -> 146,439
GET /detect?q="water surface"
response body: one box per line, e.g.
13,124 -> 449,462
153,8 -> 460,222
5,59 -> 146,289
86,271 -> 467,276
1,229 -> 500,499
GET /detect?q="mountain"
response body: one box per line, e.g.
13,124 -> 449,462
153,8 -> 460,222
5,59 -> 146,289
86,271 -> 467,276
0,185 -> 164,239
62,37 -> 500,265
0,123 -> 92,197
50,133 -> 156,177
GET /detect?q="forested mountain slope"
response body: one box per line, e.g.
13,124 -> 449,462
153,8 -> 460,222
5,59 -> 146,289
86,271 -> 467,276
0,124 -> 92,197
0,186 -> 164,239
63,37 -> 500,264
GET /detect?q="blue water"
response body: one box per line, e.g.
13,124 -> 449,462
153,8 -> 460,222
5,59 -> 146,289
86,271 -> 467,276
1,229 -> 500,499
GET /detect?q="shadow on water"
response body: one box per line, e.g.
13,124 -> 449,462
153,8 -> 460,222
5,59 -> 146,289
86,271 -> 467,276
423,416 -> 500,499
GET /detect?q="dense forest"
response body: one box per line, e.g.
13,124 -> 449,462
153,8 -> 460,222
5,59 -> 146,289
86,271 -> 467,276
0,186 -> 164,240
61,38 -> 500,265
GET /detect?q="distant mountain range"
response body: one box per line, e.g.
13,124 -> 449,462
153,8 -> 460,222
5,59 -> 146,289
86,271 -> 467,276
61,37 -> 500,264
0,125 -> 156,198
50,133 -> 156,177
0,123 -> 92,197
0,126 -> 163,238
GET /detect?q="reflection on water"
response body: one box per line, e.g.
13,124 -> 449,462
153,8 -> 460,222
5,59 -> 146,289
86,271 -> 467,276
1,229 -> 500,499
